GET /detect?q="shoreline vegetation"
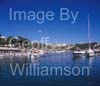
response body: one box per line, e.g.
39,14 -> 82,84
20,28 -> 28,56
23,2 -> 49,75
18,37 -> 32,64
0,33 -> 100,58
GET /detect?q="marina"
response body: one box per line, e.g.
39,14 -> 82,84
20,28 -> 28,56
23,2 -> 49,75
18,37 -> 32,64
0,0 -> 100,86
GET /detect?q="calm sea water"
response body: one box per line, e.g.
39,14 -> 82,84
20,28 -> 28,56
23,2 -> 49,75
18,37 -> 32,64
0,52 -> 100,86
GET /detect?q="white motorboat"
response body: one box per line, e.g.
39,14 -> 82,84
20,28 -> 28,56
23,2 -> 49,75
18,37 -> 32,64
73,50 -> 86,57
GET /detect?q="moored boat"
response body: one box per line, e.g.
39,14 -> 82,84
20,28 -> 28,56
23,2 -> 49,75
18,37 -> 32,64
86,15 -> 95,57
86,49 -> 95,57
73,50 -> 86,57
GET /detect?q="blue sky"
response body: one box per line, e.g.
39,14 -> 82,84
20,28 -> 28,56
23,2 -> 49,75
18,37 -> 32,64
0,0 -> 100,44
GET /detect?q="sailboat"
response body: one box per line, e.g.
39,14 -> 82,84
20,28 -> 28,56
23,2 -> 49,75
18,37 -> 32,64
85,15 -> 95,57
73,15 -> 95,57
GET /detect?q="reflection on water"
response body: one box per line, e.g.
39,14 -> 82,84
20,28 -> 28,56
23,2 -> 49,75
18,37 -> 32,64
0,52 -> 100,86
86,57 -> 94,68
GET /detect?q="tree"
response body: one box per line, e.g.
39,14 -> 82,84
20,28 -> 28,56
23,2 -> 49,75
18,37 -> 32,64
0,33 -> 6,46
17,36 -> 31,48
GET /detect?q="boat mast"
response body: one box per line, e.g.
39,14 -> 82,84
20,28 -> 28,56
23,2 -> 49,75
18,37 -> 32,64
88,15 -> 91,50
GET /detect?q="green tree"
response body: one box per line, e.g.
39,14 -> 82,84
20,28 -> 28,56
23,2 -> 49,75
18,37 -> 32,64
0,33 -> 6,46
